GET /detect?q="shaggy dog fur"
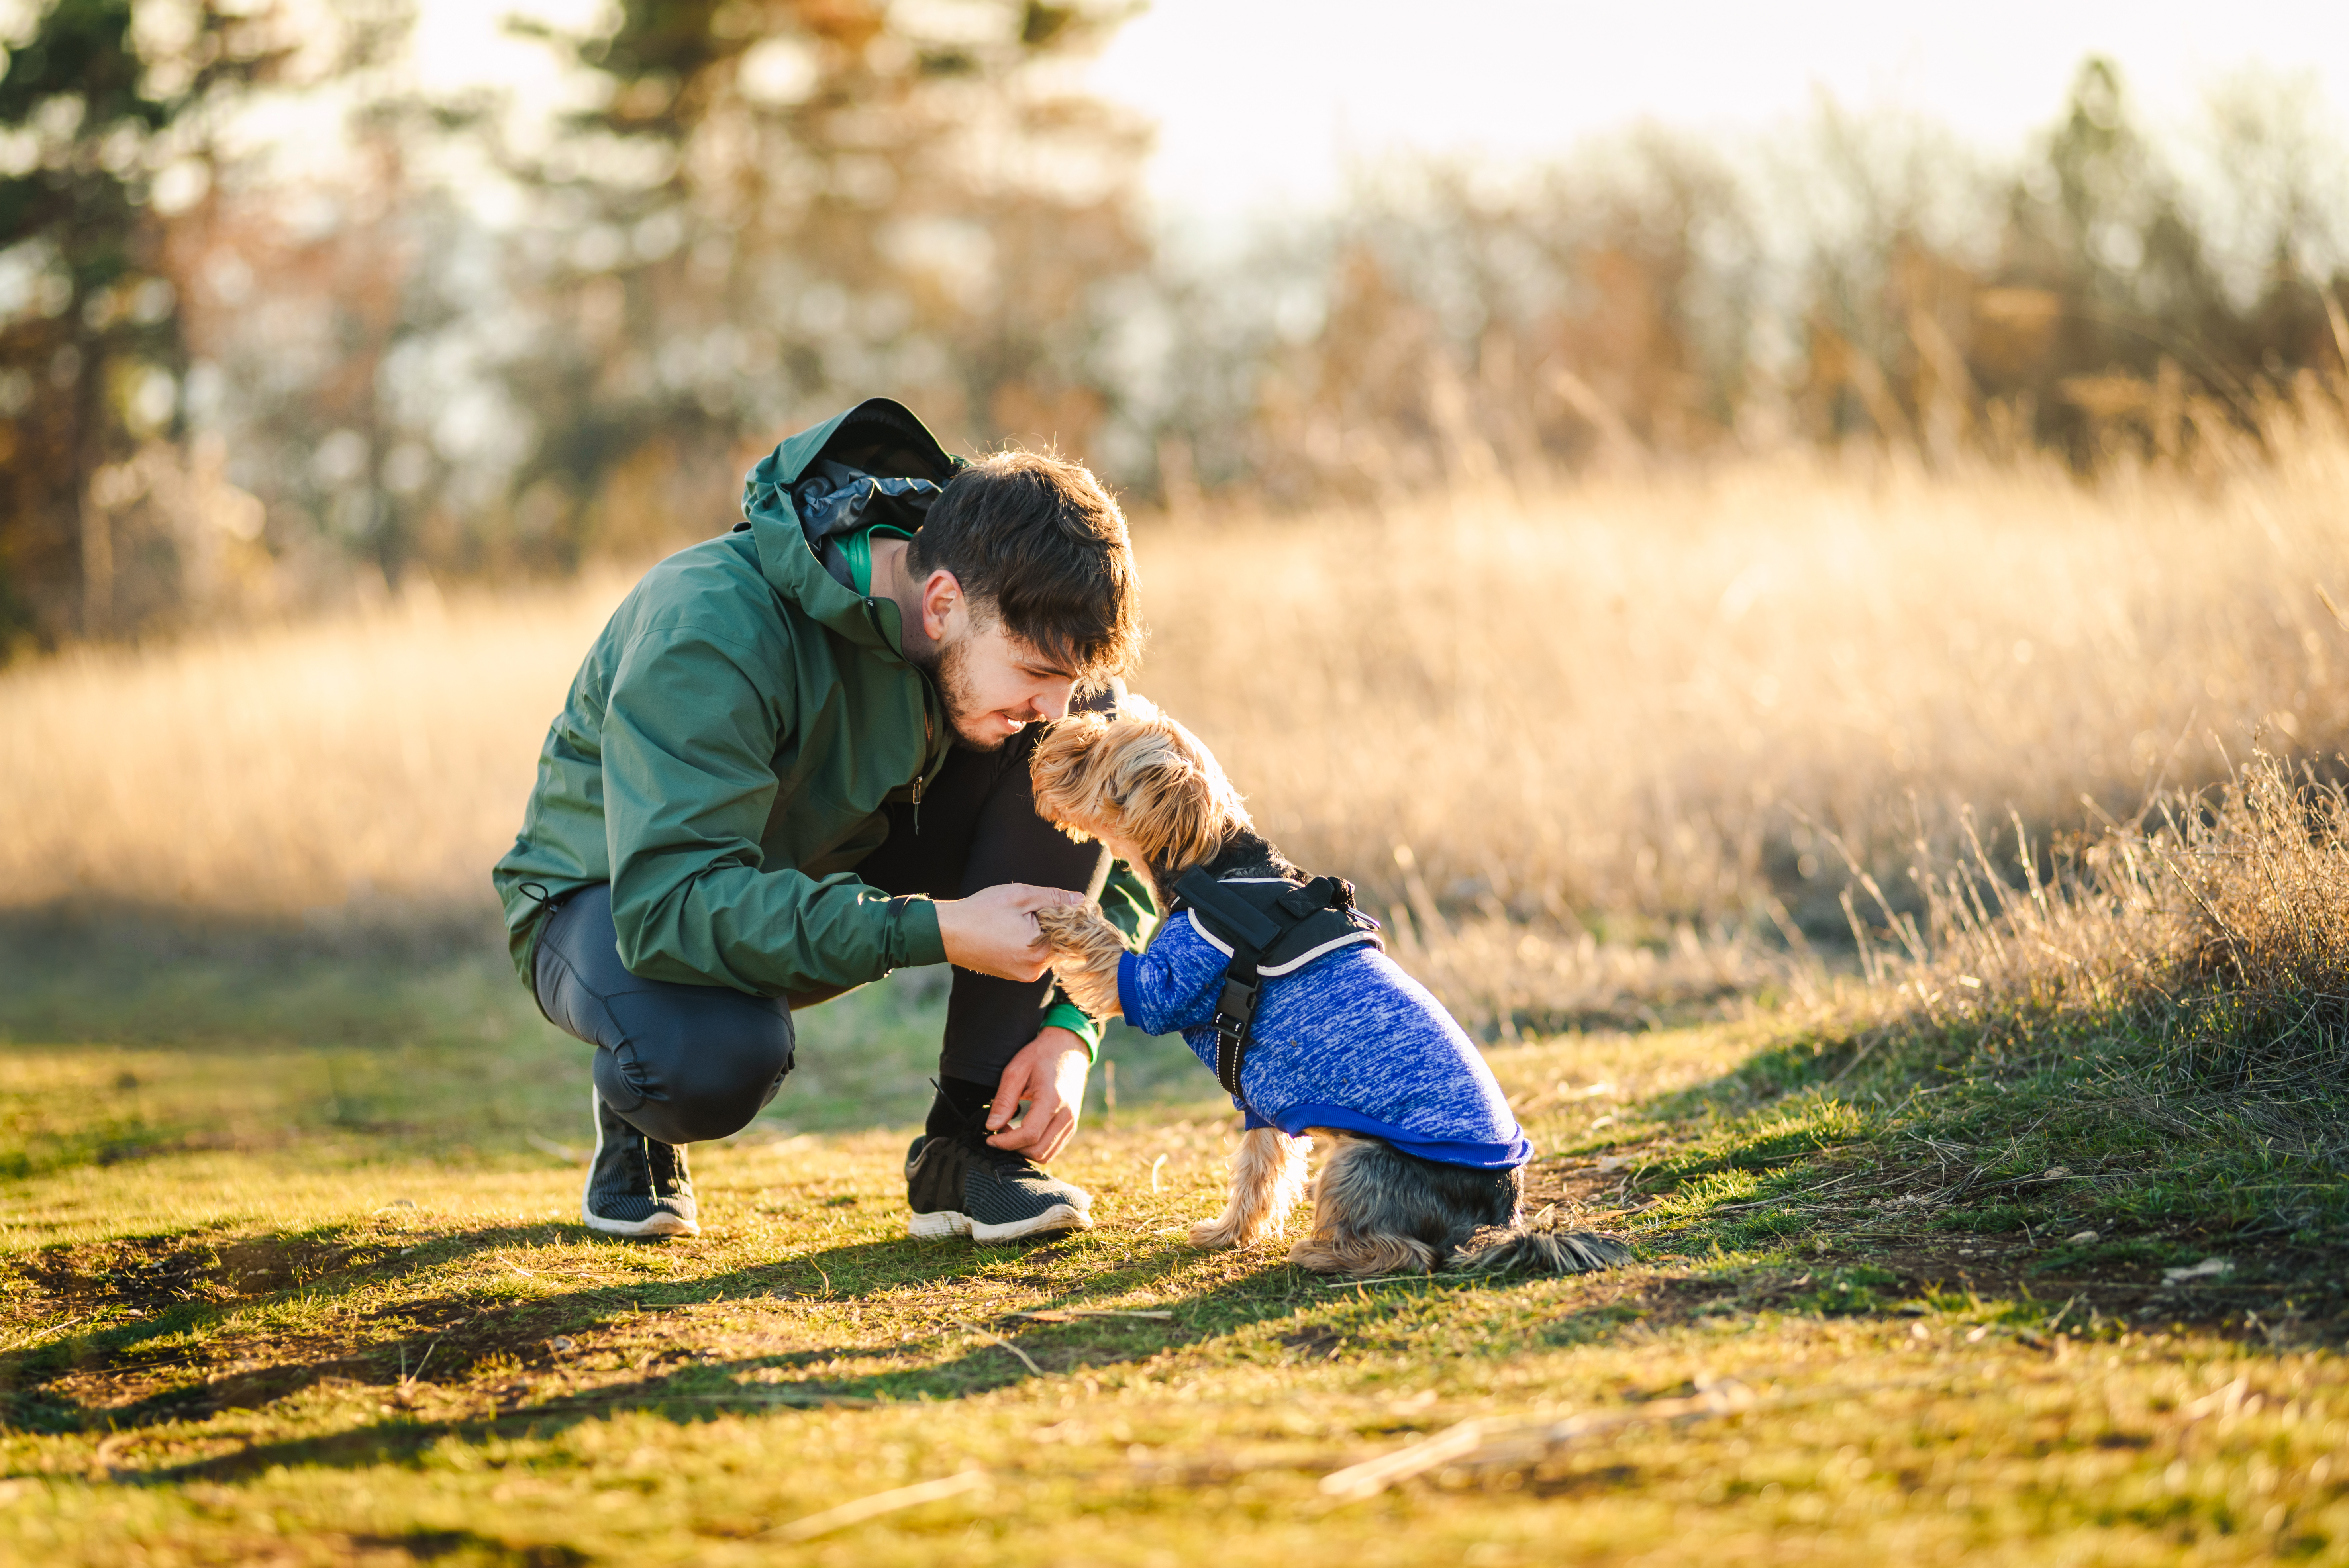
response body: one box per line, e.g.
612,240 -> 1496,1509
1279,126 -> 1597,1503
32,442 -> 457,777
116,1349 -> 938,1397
1031,704 -> 1631,1279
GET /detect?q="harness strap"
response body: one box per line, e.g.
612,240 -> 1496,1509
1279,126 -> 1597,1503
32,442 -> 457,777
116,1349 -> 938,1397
1173,871 -> 1284,950
1173,870 -> 1362,1102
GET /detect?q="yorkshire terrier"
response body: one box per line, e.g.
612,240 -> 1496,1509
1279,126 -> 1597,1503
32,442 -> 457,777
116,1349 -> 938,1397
1029,702 -> 1632,1279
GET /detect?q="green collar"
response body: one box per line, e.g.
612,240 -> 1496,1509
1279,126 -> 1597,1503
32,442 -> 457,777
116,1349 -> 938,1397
840,524 -> 916,599
737,398 -> 957,662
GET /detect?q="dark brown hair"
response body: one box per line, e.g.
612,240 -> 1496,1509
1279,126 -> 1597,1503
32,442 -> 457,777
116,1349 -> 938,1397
906,449 -> 1142,678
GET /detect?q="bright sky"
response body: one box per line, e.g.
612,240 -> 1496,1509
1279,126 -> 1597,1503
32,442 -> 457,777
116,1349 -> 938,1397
395,0 -> 2349,223
1079,0 -> 2349,219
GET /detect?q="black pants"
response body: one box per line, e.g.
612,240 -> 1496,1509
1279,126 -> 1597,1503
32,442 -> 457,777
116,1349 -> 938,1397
531,715 -> 1113,1145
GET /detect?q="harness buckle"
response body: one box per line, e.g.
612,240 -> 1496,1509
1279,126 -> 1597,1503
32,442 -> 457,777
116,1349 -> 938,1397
1212,974 -> 1259,1098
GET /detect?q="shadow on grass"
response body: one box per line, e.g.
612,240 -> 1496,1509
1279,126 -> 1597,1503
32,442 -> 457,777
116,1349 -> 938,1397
4,1212 -> 1335,1480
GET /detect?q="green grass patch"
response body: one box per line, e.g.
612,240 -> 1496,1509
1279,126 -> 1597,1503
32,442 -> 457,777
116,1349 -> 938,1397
2,942 -> 2347,1563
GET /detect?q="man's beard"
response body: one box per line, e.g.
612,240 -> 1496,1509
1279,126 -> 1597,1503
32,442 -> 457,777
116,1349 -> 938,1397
917,633 -> 1010,752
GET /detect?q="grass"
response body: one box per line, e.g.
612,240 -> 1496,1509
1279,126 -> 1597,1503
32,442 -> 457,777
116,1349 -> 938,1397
10,409 -> 2349,1559
4,949 -> 2347,1566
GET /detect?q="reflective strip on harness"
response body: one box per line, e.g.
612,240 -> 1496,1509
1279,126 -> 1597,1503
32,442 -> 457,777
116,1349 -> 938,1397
1171,869 -> 1384,1103
1182,910 -> 1378,977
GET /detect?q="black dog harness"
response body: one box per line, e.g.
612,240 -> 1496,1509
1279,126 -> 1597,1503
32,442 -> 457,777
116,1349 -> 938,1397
1168,871 -> 1384,1100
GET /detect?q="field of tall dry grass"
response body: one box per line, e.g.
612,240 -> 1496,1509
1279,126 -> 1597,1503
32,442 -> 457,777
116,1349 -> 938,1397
8,403 -> 2349,1030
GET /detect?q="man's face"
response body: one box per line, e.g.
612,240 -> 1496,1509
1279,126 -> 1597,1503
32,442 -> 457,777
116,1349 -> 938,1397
929,613 -> 1080,751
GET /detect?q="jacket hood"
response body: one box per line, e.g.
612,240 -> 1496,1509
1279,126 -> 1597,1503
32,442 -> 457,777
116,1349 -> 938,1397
739,398 -> 960,656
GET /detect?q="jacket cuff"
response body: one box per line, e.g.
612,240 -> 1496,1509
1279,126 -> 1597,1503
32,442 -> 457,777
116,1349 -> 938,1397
1115,952 -> 1141,1030
1039,1000 -> 1101,1061
889,895 -> 949,968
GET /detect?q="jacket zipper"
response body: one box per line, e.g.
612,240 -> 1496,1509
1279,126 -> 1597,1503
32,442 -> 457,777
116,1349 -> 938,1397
912,703 -> 932,828
867,591 -> 937,825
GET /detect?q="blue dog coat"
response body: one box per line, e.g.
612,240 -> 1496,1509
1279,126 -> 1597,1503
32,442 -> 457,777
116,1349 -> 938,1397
1115,903 -> 1534,1169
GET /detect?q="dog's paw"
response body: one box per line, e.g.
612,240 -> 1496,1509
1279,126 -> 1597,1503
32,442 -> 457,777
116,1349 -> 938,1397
1033,904 -> 1096,940
1034,904 -> 1125,949
1034,903 -> 1128,1022
1186,1216 -> 1251,1250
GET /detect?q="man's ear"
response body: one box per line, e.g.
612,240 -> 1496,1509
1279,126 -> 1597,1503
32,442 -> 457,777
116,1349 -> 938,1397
919,567 -> 965,641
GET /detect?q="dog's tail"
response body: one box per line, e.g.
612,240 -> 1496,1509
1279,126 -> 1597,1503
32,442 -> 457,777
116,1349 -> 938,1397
1445,1223 -> 1633,1278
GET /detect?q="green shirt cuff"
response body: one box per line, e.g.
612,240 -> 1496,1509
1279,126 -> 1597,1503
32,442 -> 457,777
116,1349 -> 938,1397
1041,1000 -> 1101,1061
892,896 -> 948,968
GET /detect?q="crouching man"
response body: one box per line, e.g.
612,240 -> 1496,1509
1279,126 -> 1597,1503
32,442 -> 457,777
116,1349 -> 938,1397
492,399 -> 1152,1244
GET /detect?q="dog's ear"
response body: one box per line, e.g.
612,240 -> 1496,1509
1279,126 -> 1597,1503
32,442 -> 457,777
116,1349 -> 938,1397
1112,739 -> 1224,872
1029,711 -> 1115,843
1032,705 -> 1250,872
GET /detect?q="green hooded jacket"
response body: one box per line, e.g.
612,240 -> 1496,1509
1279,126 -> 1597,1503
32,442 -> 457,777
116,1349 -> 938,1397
490,400 -> 1151,1038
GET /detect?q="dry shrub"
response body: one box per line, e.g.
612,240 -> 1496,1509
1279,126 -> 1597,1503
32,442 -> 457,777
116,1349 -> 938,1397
1898,751 -> 2349,1166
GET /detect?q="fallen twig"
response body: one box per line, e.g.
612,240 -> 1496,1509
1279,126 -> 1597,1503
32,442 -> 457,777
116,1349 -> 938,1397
400,1333 -> 444,1389
770,1468 -> 990,1541
1321,1379 -> 1761,1501
1013,1309 -> 1173,1321
963,1323 -> 1043,1376
0,1314 -> 87,1355
1316,1418 -> 1491,1499
1705,1172 -> 1861,1212
526,1388 -> 879,1415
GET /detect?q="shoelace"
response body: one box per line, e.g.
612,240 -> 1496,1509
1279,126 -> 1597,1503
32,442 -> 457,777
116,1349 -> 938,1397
934,1103 -> 1046,1177
968,1138 -> 1043,1176
646,1141 -> 689,1190
598,1137 -> 653,1193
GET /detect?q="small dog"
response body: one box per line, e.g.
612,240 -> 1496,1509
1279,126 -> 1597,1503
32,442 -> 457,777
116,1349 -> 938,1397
1031,702 -> 1631,1279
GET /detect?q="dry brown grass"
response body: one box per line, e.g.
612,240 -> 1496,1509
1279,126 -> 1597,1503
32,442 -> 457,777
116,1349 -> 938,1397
10,404 -> 2349,1026
1869,749 -> 2349,1172
0,576 -> 628,923
1135,404 -> 2349,1023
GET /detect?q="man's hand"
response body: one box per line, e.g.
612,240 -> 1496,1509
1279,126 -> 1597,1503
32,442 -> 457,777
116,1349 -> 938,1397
935,884 -> 1085,983
985,1027 -> 1090,1162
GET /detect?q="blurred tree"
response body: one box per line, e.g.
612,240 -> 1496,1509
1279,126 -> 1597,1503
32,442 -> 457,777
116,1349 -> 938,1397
1992,58 -> 2238,457
486,0 -> 1150,566
1777,59 -> 2349,469
0,0 -> 260,646
0,0 -> 405,651
1776,102 -> 1991,454
16,23 -> 2349,655
1208,133 -> 1761,504
169,122 -> 469,599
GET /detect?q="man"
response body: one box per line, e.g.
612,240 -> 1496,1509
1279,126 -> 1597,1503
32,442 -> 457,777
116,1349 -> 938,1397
492,398 -> 1153,1244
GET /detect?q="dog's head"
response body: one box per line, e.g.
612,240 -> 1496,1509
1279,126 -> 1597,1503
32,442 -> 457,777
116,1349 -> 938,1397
1029,700 -> 1251,880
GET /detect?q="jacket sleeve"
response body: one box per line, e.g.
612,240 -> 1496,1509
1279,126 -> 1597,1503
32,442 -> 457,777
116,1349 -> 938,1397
1114,915 -> 1227,1037
1098,860 -> 1159,947
601,623 -> 945,994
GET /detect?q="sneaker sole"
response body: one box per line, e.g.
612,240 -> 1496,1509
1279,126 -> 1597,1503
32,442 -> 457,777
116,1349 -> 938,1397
907,1203 -> 1092,1244
581,1204 -> 700,1239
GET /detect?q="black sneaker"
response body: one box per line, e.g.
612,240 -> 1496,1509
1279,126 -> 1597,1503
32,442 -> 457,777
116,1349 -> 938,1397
904,1126 -> 1093,1244
582,1087 -> 699,1238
